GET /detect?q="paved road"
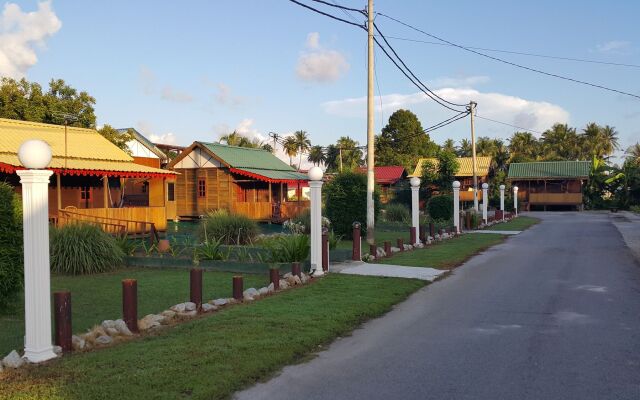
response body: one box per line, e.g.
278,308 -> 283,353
236,212 -> 640,400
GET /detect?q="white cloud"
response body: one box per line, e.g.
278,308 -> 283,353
322,88 -> 570,134
296,32 -> 349,83
427,75 -> 490,88
149,132 -> 177,145
139,65 -> 156,95
0,1 -> 61,78
215,83 -> 246,107
161,86 -> 193,103
595,40 -> 632,54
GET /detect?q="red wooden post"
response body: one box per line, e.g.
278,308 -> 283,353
429,222 -> 435,238
233,276 -> 244,300
54,291 -> 72,352
410,227 -> 417,245
384,241 -> 391,257
322,227 -> 329,272
270,268 -> 280,290
419,225 -> 427,242
122,279 -> 138,333
190,268 -> 203,310
352,222 -> 361,261
291,262 -> 302,277
369,244 -> 377,259
397,238 -> 404,251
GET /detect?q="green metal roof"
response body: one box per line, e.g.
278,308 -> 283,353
232,168 -> 308,181
200,142 -> 295,171
507,161 -> 591,180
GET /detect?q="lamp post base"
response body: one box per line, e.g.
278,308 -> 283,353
24,347 -> 57,363
311,265 -> 324,277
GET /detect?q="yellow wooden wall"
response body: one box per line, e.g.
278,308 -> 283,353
175,168 -> 233,217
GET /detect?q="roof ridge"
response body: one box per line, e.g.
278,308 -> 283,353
0,117 -> 97,133
198,141 -> 270,152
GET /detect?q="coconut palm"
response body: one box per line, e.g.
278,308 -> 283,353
458,139 -> 472,157
282,136 -> 298,167
307,145 -> 326,166
508,131 -> 539,162
542,123 -> 580,160
293,130 -> 311,170
442,139 -> 457,154
336,136 -> 363,171
626,143 -> 640,164
219,131 -> 243,146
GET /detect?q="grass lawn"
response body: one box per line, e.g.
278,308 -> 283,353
0,268 -> 270,356
378,233 -> 507,269
336,228 -> 411,251
0,274 -> 424,400
486,216 -> 540,231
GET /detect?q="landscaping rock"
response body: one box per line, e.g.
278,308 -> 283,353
2,351 -> 24,369
300,274 -> 309,284
101,320 -> 116,330
114,319 -> 133,336
72,335 -> 86,351
0,361 -> 3,373
106,327 -> 120,336
178,310 -> 198,318
258,287 -> 269,296
390,246 -> 400,253
212,298 -> 228,306
243,288 -> 260,300
403,244 -> 413,251
283,272 -> 292,279
414,243 -> 424,249
202,303 -> 217,313
267,282 -> 275,293
170,303 -> 187,313
95,335 -> 113,345
138,314 -> 163,331
184,302 -> 197,312
279,279 -> 289,290
376,248 -> 386,258
53,346 -> 63,355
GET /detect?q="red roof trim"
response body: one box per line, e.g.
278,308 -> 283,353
0,162 -> 174,180
229,167 -> 306,184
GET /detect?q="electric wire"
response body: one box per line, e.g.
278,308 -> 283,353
287,0 -> 365,28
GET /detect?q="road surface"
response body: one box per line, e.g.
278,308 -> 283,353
236,212 -> 640,400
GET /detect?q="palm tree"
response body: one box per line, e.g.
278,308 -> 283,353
492,139 -> 510,174
626,143 -> 640,164
458,139 -> 472,157
293,130 -> 311,171
307,145 -> 326,166
282,136 -> 298,167
541,123 -> 580,160
442,139 -> 457,154
508,131 -> 539,162
219,131 -> 243,146
336,136 -> 363,170
599,124 -> 620,158
476,136 -> 497,157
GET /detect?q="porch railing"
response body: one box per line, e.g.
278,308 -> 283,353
58,209 -> 159,244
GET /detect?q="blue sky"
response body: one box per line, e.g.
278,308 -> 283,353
3,0 -> 639,164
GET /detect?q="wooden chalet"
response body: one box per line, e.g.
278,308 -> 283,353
360,166 -> 407,203
0,118 -> 176,234
167,142 -> 309,221
411,156 -> 492,201
507,160 -> 590,211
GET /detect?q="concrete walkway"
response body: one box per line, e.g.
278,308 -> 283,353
336,262 -> 446,281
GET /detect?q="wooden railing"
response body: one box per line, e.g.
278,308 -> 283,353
231,201 -> 311,222
58,209 -> 159,244
281,202 -> 309,219
460,191 -> 483,202
529,193 -> 582,205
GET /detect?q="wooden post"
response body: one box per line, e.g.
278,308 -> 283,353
56,173 -> 62,212
291,262 -> 301,277
122,279 -> 138,333
322,227 -> 329,272
103,175 -> 109,215
190,268 -> 203,310
410,227 -> 417,245
233,276 -> 243,300
429,222 -> 435,238
53,291 -> 72,352
268,182 -> 272,204
397,238 -> 404,251
369,244 -> 377,259
270,268 -> 280,290
384,241 -> 391,257
352,222 -> 361,261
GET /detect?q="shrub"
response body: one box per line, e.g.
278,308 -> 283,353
199,209 -> 258,245
427,194 -> 453,221
0,182 -> 22,312
325,171 -> 381,238
328,231 -> 343,250
384,203 -> 410,223
285,209 -> 330,234
193,237 -> 227,262
261,234 -> 310,263
51,223 -> 124,275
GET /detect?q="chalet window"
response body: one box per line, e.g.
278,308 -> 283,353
80,186 -> 91,200
167,182 -> 175,201
141,182 -> 148,193
198,179 -> 206,198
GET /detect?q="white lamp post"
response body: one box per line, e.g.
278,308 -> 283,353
513,185 -> 519,216
308,166 -> 324,276
17,140 -> 57,363
409,177 -> 420,244
482,182 -> 488,224
453,181 -> 460,233
499,184 -> 505,221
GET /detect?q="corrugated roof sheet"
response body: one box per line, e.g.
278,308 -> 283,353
358,166 -> 406,185
507,161 -> 591,179
0,118 -> 174,176
230,168 -> 308,182
200,142 -> 297,171
411,156 -> 492,177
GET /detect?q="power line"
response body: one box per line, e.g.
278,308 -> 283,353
310,0 -> 365,14
377,12 -> 640,101
474,115 -> 543,135
287,0 -> 365,28
383,35 -> 640,69
424,111 -> 470,133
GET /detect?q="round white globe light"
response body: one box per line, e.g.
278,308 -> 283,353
452,180 -> 461,189
409,176 -> 421,187
482,183 -> 489,189
308,166 -> 324,181
499,184 -> 505,190
18,139 -> 52,169
513,186 -> 519,191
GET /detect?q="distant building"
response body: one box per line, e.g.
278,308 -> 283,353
411,156 -> 492,201
167,142 -> 308,221
359,166 -> 407,203
117,128 -> 168,168
507,160 -> 590,211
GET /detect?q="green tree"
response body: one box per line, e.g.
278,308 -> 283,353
581,123 -> 619,160
336,136 -> 363,171
307,145 -> 326,166
375,109 -> 438,169
442,139 -> 457,154
293,130 -> 311,170
508,131 -> 539,162
458,138 -> 472,157
541,123 -> 581,160
434,150 -> 459,193
98,125 -> 134,153
282,136 -> 298,167
626,143 -> 640,165
0,182 -> 22,311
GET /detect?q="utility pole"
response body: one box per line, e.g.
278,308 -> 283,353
366,0 -> 375,244
468,101 -> 478,211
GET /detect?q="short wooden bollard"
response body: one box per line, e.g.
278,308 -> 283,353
270,268 -> 280,290
429,222 -> 435,238
410,227 -> 417,245
369,244 -> 377,259
54,291 -> 72,352
190,268 -> 203,310
397,238 -> 404,251
465,213 -> 472,230
291,262 -> 302,277
233,276 -> 244,301
322,228 -> 329,272
122,279 -> 139,333
352,222 -> 361,261
384,241 -> 391,257
419,225 -> 427,242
